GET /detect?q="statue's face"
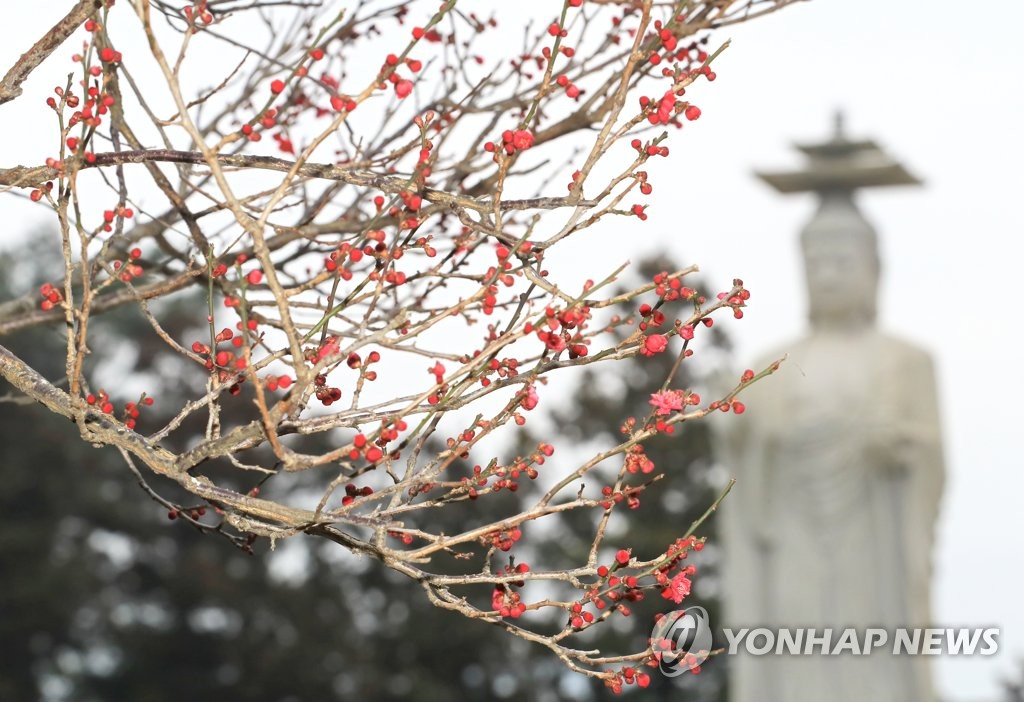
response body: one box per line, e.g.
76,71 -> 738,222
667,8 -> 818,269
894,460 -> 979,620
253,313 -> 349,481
802,234 -> 878,327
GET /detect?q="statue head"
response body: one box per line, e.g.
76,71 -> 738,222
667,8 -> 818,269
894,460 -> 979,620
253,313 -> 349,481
800,191 -> 880,329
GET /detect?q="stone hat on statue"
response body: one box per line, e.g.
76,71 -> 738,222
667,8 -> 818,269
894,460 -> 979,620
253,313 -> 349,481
755,112 -> 921,261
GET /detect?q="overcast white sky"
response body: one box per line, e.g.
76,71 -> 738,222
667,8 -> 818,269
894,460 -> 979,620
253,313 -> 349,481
1,1 -> 1021,700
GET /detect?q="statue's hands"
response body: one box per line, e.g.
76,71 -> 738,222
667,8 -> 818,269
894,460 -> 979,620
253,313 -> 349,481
865,425 -> 924,480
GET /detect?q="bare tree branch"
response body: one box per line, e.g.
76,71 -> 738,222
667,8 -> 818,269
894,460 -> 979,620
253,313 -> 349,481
0,0 -> 102,106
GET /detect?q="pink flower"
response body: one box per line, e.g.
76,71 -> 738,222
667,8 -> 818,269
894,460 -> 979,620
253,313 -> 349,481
520,385 -> 539,411
679,324 -> 695,341
511,129 -> 534,150
661,572 -> 692,604
394,79 -> 414,99
649,390 -> 684,416
316,336 -> 341,361
640,333 -> 669,357
492,585 -> 506,611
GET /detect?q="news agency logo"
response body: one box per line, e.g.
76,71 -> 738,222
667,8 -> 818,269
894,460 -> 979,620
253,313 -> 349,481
653,606 -> 1001,678
650,605 -> 714,677
723,627 -> 1000,656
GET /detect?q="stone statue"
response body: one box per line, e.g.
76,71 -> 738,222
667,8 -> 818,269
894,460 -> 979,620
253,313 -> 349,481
718,116 -> 945,702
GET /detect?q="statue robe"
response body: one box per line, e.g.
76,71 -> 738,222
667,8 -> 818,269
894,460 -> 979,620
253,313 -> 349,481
718,329 -> 945,702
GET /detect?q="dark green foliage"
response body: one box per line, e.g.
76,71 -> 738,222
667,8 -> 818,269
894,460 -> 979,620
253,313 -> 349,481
518,258 -> 731,701
0,254 -> 727,700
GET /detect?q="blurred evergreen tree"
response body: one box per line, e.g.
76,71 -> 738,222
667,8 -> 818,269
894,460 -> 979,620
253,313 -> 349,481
507,256 -> 733,701
0,252 -> 729,701
0,250 -> 519,701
